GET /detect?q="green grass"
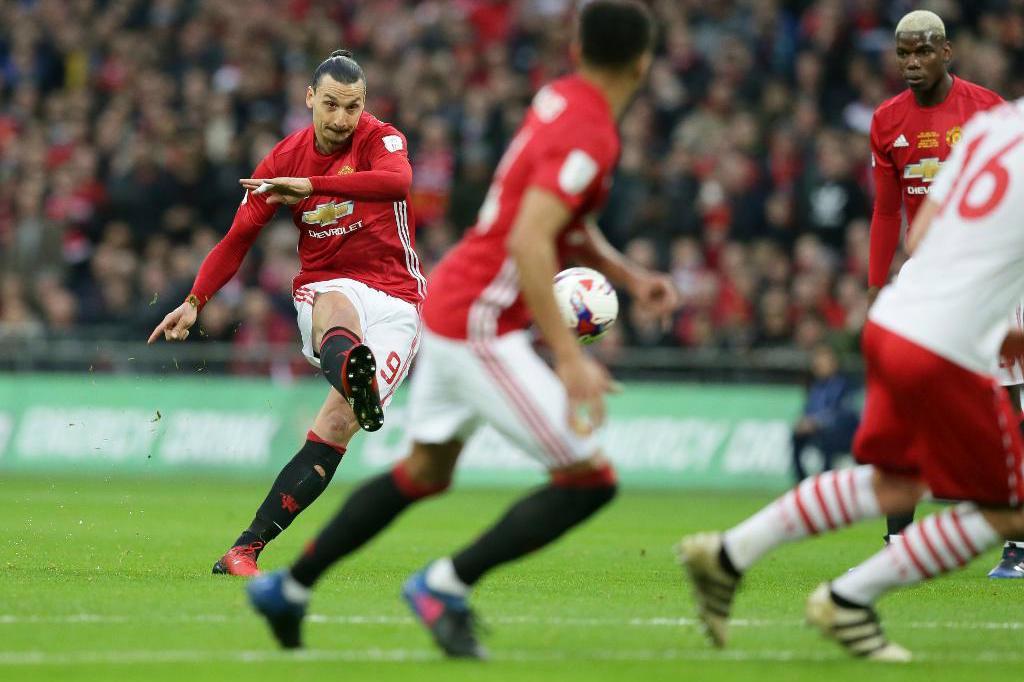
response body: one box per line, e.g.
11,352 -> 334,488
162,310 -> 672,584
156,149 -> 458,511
0,473 -> 1020,681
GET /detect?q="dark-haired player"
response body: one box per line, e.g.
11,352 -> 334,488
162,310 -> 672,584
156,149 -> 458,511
148,50 -> 425,577
246,0 -> 678,659
862,12 -> 1024,573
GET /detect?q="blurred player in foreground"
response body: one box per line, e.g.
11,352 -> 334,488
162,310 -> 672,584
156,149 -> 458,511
864,10 -> 1024,574
247,0 -> 678,659
680,99 -> 1024,661
149,50 -> 425,576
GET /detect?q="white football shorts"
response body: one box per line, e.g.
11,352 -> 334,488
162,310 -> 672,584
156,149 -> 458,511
294,278 -> 421,408
407,329 -> 599,468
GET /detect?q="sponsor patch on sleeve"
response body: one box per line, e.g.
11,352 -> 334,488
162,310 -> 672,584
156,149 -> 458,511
558,149 -> 599,196
382,135 -> 404,153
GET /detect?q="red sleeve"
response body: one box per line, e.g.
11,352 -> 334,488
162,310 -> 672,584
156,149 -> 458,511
190,156 -> 277,310
868,115 -> 903,288
307,126 -> 411,201
529,133 -> 613,212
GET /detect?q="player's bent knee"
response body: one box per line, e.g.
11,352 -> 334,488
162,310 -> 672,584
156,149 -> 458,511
392,455 -> 452,500
550,458 -> 618,508
313,397 -> 361,445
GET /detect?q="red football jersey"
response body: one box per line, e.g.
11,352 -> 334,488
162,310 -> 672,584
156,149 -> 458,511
423,75 -> 619,340
191,112 -> 425,307
868,76 -> 1003,286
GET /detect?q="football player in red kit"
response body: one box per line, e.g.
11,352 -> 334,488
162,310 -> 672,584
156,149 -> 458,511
148,50 -> 425,577
246,0 -> 678,659
863,12 -> 1024,573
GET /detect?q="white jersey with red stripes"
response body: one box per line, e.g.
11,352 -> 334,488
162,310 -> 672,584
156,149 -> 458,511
422,75 -> 620,341
871,99 -> 1024,376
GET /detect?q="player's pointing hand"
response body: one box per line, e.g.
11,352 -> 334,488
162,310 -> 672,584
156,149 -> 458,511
240,177 -> 313,206
148,297 -> 199,344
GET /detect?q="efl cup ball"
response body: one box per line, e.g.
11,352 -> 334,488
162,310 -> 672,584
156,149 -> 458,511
553,267 -> 619,345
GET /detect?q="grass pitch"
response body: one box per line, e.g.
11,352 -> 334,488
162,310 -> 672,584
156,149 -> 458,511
1,473 -> 1021,681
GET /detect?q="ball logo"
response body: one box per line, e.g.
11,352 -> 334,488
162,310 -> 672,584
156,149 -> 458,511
553,267 -> 618,345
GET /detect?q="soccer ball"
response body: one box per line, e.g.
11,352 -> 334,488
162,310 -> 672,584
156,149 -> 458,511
553,267 -> 619,345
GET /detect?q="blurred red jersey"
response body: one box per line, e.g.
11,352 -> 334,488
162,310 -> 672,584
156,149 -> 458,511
191,112 -> 425,308
423,75 -> 619,340
868,76 -> 1003,286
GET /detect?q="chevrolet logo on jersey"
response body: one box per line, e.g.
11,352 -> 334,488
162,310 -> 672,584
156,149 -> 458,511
903,157 -> 942,183
302,201 -> 354,226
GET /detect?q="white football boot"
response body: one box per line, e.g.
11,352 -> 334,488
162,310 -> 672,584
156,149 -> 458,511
805,583 -> 912,662
676,532 -> 740,648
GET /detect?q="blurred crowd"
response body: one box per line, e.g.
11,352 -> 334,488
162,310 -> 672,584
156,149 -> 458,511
2,0 -> 1023,374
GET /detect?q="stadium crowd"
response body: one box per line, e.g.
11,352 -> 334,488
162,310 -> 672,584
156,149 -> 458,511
1,0 -> 1022,373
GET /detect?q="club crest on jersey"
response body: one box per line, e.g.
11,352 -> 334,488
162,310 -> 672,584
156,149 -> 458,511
946,126 -> 962,147
903,157 -> 942,183
302,200 -> 354,226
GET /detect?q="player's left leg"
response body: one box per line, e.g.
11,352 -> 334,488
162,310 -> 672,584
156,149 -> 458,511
989,383 -> 1024,578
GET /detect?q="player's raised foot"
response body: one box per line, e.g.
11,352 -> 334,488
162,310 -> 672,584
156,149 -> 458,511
341,344 -> 384,432
246,569 -> 309,649
401,567 -> 488,660
675,532 -> 740,648
805,583 -> 911,662
212,541 -> 264,576
988,542 -> 1024,579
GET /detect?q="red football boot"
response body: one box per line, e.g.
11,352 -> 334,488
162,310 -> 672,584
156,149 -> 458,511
212,541 -> 264,576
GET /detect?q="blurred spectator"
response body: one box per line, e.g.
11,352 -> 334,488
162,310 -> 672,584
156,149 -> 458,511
792,343 -> 861,481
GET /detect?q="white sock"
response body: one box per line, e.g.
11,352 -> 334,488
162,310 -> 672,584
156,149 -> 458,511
425,557 -> 469,597
723,465 -> 881,572
282,571 -> 311,604
833,503 -> 1000,605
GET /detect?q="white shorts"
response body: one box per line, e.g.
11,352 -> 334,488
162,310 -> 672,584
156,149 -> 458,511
997,302 -> 1024,387
407,329 -> 599,468
294,278 -> 421,407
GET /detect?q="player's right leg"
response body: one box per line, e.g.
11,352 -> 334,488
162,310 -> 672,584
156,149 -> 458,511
311,289 -> 384,433
989,383 -> 1024,577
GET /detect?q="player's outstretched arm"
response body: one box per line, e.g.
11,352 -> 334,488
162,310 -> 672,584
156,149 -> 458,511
239,178 -> 312,206
148,296 -> 199,344
576,218 -> 680,319
508,188 -> 612,431
240,132 -> 412,204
